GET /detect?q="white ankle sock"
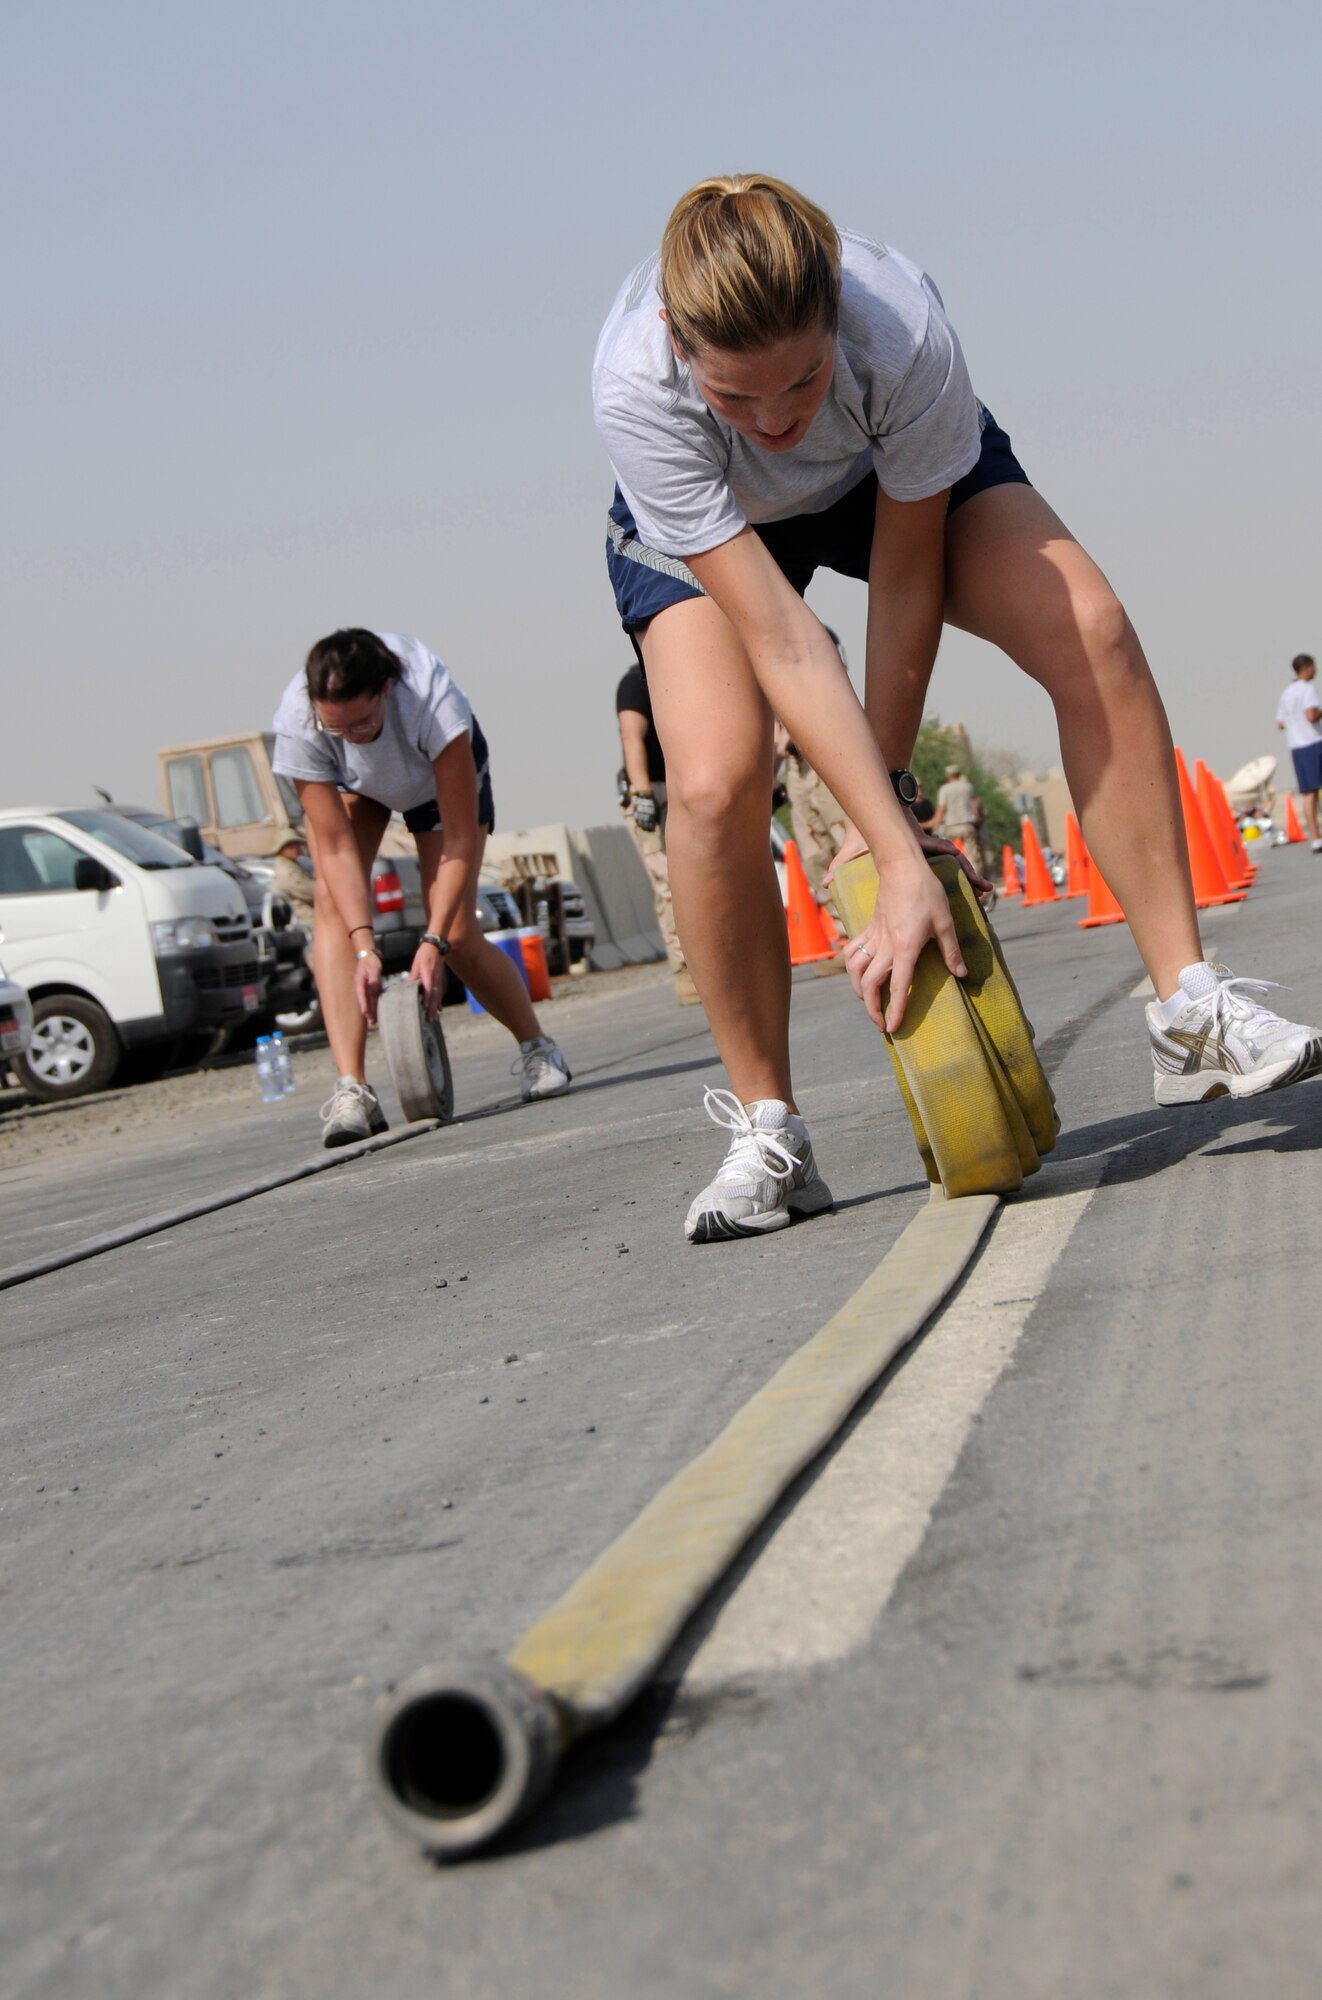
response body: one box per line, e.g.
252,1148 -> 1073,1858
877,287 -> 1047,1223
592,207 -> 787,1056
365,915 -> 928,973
1156,960 -> 1218,1026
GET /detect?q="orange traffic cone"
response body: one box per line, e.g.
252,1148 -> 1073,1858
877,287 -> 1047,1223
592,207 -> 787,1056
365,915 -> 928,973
1001,844 -> 1022,896
1198,763 -> 1256,881
1195,758 -> 1252,889
783,839 -> 837,965
1064,812 -> 1091,897
1020,818 -> 1059,906
1077,853 -> 1127,927
1221,788 -> 1258,881
1285,795 -> 1307,843
1174,748 -> 1244,908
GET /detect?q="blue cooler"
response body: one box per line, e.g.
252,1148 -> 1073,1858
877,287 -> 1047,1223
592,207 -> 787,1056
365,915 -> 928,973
467,929 -> 531,1014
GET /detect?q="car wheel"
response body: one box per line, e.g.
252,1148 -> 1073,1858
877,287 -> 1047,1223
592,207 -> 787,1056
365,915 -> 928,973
273,996 -> 322,1037
16,995 -> 122,1101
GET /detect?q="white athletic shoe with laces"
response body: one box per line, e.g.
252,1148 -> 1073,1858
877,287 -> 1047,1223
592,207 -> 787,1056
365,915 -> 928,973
320,1075 -> 388,1148
1147,965 -> 1322,1104
514,1036 -> 572,1100
684,1088 -> 834,1244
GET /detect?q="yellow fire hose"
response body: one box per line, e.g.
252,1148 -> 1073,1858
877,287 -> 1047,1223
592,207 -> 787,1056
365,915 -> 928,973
371,859 -> 1051,1857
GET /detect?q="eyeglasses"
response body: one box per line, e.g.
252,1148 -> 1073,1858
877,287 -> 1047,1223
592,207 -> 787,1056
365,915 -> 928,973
313,688 -> 388,738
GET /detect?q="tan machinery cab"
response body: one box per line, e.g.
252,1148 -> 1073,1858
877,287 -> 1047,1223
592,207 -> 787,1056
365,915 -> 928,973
158,733 -> 413,859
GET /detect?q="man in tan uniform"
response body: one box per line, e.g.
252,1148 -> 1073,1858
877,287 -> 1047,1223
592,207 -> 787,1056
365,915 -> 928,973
931,763 -> 984,878
773,722 -> 848,899
269,825 -> 316,937
771,627 -> 850,899
616,664 -> 700,1005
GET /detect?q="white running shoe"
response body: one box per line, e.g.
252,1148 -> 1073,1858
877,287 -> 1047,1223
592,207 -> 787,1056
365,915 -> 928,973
320,1076 -> 388,1148
684,1088 -> 834,1244
515,1037 -> 572,1101
1147,966 -> 1322,1104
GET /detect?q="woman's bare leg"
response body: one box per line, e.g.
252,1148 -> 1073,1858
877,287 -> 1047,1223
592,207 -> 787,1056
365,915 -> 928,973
414,827 -> 542,1045
306,794 -> 390,1080
944,484 -> 1204,998
640,595 -> 795,1108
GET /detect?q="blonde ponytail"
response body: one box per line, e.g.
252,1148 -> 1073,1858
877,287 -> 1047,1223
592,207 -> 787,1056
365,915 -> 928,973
659,174 -> 841,356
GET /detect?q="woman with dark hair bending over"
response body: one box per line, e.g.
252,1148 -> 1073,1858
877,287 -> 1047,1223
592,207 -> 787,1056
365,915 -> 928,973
273,629 -> 571,1146
594,174 -> 1321,1243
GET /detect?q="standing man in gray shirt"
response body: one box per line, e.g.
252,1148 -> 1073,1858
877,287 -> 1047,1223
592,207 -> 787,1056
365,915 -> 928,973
1275,652 -> 1322,852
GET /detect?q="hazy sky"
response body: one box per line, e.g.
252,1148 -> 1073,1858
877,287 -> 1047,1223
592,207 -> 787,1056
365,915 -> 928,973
5,0 -> 1319,826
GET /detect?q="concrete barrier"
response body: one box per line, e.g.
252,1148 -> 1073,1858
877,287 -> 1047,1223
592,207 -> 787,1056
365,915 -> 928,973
484,821 -> 666,971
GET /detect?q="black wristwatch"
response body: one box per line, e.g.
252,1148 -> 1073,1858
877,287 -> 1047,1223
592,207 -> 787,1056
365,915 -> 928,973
419,933 -> 450,956
889,767 -> 920,807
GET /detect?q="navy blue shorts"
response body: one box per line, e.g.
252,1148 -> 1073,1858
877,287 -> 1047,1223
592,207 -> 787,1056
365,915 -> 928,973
343,716 -> 496,834
605,406 -> 1031,632
1291,741 -> 1322,795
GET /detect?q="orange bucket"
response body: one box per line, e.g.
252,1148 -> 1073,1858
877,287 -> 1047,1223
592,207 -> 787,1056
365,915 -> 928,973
515,926 -> 552,1001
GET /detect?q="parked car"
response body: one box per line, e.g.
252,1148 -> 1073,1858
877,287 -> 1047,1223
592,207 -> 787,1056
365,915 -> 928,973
92,804 -> 317,1039
0,808 -> 264,1100
231,852 -> 320,1033
365,853 -> 533,1001
367,849 -> 513,969
0,960 -> 34,1076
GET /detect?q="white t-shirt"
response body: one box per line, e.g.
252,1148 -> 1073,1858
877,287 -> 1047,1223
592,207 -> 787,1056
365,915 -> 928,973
272,632 -> 474,814
1275,677 -> 1322,750
592,231 -> 982,558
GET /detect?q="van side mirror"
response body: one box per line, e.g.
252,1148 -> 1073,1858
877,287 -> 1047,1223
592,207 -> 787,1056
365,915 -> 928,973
74,857 -> 118,893
176,818 -> 205,862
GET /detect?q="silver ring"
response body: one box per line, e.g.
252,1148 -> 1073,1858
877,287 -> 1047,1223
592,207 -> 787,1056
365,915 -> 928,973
855,944 -> 873,962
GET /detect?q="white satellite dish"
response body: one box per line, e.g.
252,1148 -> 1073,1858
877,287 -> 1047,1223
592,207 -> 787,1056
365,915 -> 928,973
1223,754 -> 1277,803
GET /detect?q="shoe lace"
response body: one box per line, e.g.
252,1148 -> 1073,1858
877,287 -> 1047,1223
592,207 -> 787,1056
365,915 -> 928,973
1205,971 -> 1287,1037
319,1077 -> 372,1119
702,1086 -> 796,1184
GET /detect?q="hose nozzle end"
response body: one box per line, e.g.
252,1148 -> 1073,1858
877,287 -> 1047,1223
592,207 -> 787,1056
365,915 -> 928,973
371,1660 -> 562,1858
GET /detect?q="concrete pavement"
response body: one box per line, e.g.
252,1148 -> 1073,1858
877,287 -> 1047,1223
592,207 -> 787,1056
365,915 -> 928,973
3,847 -> 1321,1999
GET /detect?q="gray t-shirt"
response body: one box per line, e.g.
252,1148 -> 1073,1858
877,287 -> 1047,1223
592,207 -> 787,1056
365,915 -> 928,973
592,231 -> 982,558
271,632 -> 475,814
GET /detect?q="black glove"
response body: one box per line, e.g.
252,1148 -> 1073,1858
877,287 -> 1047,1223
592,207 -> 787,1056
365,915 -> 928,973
633,791 -> 659,833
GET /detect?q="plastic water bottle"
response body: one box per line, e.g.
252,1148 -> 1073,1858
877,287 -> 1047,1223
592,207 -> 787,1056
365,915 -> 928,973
255,1034 -> 284,1103
270,1030 -> 295,1095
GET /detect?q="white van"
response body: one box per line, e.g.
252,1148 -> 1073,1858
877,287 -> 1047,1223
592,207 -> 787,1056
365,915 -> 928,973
0,808 -> 266,1100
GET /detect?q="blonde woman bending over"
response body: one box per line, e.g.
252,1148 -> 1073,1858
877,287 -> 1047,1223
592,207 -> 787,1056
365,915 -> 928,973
594,174 -> 1321,1243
